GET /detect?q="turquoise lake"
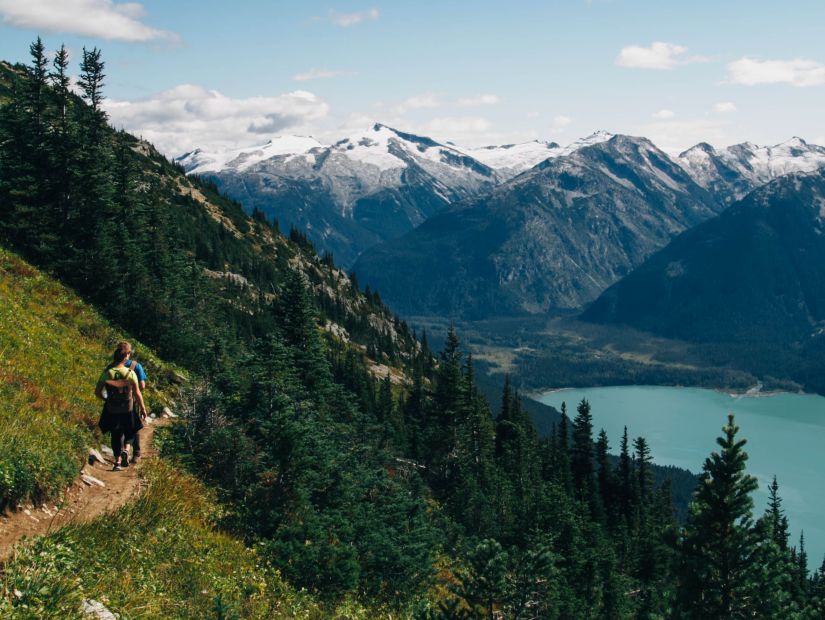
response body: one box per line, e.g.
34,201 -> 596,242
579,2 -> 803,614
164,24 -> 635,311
536,385 -> 825,567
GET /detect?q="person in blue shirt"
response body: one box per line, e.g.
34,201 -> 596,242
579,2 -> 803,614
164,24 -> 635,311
117,341 -> 148,462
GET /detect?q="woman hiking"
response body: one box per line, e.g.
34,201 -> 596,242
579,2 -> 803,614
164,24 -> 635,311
95,344 -> 148,471
117,341 -> 148,463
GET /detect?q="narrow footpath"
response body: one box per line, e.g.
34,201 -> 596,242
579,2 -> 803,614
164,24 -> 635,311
0,418 -> 165,561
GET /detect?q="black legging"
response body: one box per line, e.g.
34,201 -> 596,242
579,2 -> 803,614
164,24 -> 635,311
110,415 -> 135,460
127,429 -> 141,456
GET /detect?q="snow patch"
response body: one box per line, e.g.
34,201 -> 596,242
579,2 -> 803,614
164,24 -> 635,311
179,135 -> 325,174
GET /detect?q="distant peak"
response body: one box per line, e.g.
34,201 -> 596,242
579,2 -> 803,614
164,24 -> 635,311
571,130 -> 614,144
176,147 -> 202,160
731,141 -> 760,151
680,142 -> 716,157
778,136 -> 808,148
568,130 -> 614,149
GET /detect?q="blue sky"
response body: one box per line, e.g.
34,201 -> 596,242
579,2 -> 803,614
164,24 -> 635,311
1,0 -> 823,156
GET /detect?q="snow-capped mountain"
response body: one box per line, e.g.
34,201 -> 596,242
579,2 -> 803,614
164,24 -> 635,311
177,123 -> 500,266
178,126 -> 825,273
353,134 -> 719,317
458,131 -> 614,179
678,137 -> 825,205
175,127 -> 623,266
179,135 -> 326,175
458,140 -> 562,179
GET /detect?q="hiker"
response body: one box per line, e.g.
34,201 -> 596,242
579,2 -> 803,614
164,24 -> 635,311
95,344 -> 147,471
117,341 -> 148,463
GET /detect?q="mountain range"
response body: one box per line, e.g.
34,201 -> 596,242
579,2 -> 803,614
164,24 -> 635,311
178,123 -> 502,266
353,134 -> 721,317
176,126 -> 618,266
179,127 -> 825,319
677,137 -> 825,205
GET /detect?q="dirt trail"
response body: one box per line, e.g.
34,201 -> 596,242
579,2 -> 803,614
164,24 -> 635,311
0,418 -> 166,561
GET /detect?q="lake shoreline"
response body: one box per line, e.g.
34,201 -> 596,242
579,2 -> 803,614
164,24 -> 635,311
529,382 -> 812,404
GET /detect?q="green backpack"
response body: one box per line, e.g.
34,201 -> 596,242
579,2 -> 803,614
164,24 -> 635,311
105,367 -> 136,415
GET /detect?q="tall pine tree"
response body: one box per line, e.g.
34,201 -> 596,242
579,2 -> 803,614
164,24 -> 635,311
677,414 -> 760,619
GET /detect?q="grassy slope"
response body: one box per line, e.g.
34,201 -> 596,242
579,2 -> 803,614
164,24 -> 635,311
0,246 -> 394,618
0,245 -> 182,508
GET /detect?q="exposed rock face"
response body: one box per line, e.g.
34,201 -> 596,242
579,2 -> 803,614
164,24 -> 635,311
354,135 -> 718,318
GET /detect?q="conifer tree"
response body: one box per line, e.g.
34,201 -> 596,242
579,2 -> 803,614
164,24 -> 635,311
27,37 -> 48,141
427,326 -> 463,492
618,426 -> 634,522
677,414 -> 760,619
554,403 -> 574,494
78,46 -> 105,118
595,429 -> 615,519
749,510 -> 796,617
767,475 -> 790,551
796,532 -> 809,600
634,436 -> 653,506
453,353 -> 496,535
571,398 -> 595,502
403,356 -> 428,461
49,44 -> 76,228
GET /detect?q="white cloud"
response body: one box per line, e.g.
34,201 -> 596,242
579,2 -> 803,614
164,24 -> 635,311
104,84 -> 329,156
0,0 -> 179,43
421,116 -> 491,134
652,109 -> 675,119
417,116 -> 494,145
394,93 -> 440,114
292,68 -> 350,82
616,41 -> 708,70
456,94 -> 500,107
713,101 -> 737,113
329,8 -> 379,27
727,57 -> 825,87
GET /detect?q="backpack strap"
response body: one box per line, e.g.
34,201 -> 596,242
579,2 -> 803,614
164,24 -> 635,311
107,365 -> 134,383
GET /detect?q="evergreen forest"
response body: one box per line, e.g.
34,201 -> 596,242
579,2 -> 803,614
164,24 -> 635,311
1,39 -> 825,618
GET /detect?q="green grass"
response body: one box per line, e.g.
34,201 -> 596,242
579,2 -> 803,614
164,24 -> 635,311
0,246 -> 183,508
0,461 -> 359,618
0,460 -> 408,619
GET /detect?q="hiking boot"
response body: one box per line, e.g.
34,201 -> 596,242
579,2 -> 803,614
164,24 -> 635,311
131,454 -> 140,464
113,463 -> 122,471
120,451 -> 129,468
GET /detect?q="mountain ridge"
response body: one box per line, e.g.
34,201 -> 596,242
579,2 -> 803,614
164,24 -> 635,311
180,125 -> 825,272
352,133 -> 722,317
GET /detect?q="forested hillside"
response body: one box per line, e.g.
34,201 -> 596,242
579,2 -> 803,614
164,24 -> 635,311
584,168 -> 825,394
0,245 -> 389,618
2,39 -> 825,618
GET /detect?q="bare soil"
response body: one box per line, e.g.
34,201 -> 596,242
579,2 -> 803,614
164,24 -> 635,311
0,418 -> 165,561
